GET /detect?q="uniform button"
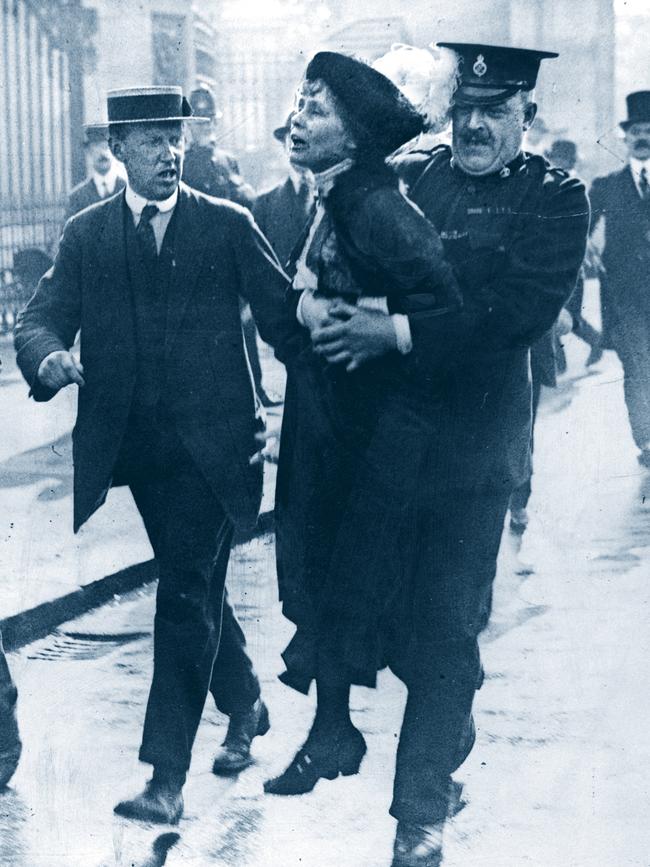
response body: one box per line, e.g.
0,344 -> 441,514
467,184 -> 476,195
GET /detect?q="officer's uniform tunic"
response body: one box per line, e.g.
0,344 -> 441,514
384,144 -> 590,825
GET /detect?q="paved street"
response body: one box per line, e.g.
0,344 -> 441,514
1,320 -> 650,866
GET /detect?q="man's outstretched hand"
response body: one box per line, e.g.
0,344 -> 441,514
311,300 -> 397,372
37,350 -> 85,391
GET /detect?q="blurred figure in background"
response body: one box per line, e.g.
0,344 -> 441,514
589,91 -> 650,468
65,124 -> 126,220
183,85 -> 279,406
545,139 -> 603,366
182,85 -> 255,208
253,115 -> 315,268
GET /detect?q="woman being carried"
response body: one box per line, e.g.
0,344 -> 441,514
268,46 -> 460,866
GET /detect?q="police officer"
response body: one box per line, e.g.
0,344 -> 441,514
182,85 -> 255,207
313,43 -> 590,866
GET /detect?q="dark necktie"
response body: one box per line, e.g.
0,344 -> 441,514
639,167 -> 649,199
136,203 -> 159,264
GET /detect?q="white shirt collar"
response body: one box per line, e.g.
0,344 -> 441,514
313,158 -> 354,197
630,156 -> 650,173
125,184 -> 178,217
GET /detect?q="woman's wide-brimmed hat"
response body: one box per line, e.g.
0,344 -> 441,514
106,86 -> 208,125
304,51 -> 424,157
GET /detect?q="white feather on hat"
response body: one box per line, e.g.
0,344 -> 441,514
373,44 -> 459,133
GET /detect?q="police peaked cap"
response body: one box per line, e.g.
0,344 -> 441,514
437,43 -> 558,106
304,51 -> 424,157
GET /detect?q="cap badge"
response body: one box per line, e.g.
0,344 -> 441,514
473,54 -> 487,78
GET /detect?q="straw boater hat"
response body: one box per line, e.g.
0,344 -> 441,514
106,86 -> 208,125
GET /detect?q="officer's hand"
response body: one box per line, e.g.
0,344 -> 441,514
37,350 -> 85,391
312,300 -> 397,372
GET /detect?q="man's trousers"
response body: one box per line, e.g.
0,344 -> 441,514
614,342 -> 650,451
389,488 -> 510,825
114,415 -> 261,776
0,629 -> 21,787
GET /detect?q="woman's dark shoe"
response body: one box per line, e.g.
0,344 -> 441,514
212,698 -> 270,776
391,821 -> 444,867
264,725 -> 366,795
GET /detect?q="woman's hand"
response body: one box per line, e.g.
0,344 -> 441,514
312,300 -> 397,371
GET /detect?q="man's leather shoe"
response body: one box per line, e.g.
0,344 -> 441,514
391,821 -> 444,867
212,698 -> 270,776
264,725 -> 366,795
114,778 -> 183,825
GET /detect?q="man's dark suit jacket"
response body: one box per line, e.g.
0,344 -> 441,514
65,175 -> 126,220
253,177 -> 312,267
15,183 -> 301,533
589,166 -> 650,350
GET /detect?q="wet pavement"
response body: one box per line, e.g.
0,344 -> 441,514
2,325 -> 650,865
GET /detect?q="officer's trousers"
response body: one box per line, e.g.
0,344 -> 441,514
114,414 -> 261,776
389,488 -> 510,825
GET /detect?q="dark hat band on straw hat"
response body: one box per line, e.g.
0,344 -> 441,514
304,51 -> 424,158
107,86 -> 207,125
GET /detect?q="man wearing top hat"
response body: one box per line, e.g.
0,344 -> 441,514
65,124 -> 126,221
14,85 -> 301,824
312,44 -> 589,865
589,91 -> 650,467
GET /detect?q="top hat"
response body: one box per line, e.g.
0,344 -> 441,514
620,91 -> 650,130
437,42 -> 558,106
107,86 -> 206,125
304,51 -> 424,158
273,114 -> 292,142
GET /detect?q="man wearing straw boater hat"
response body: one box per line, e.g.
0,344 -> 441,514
14,85 -> 301,824
589,91 -> 650,468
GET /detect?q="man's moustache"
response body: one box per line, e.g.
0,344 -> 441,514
633,139 -> 650,149
461,135 -> 492,146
